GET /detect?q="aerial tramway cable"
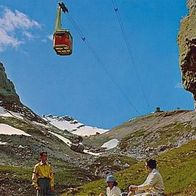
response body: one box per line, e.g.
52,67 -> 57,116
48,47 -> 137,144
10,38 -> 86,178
111,0 -> 151,111
63,3 -> 141,115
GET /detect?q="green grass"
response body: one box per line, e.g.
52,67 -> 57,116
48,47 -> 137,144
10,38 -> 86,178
0,164 -> 93,188
155,122 -> 194,147
119,129 -> 145,150
55,165 -> 95,186
65,140 -> 196,196
118,121 -> 196,151
89,154 -> 137,175
0,165 -> 32,180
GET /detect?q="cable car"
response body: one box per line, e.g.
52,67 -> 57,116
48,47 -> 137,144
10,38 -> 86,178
53,2 -> 73,56
53,30 -> 72,55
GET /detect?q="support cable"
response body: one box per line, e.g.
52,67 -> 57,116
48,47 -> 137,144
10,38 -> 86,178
111,0 -> 151,110
65,12 -> 141,114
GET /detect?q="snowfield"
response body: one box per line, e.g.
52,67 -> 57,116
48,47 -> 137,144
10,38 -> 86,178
44,115 -> 107,136
49,131 -> 100,156
71,125 -> 107,136
101,139 -> 119,150
49,131 -> 71,146
0,106 -> 23,119
0,124 -> 31,136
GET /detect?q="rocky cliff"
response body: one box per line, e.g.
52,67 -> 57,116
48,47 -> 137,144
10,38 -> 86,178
178,0 -> 196,104
0,62 -> 45,123
0,62 -> 20,103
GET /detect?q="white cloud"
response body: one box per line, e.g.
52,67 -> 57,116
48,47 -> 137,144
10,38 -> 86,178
41,34 -> 52,43
47,34 -> 53,41
0,7 -> 41,51
23,31 -> 34,40
0,29 -> 21,51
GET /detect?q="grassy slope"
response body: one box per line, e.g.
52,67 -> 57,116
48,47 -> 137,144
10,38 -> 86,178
0,116 -> 87,162
0,116 -> 99,194
68,140 -> 196,196
0,164 -> 93,195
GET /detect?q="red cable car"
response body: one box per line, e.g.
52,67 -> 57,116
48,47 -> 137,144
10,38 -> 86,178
53,2 -> 73,56
53,30 -> 72,55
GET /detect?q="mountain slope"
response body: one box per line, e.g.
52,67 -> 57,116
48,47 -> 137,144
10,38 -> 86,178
1,107 -> 196,195
0,107 -> 102,195
68,140 -> 196,196
84,110 -> 196,158
0,61 -> 196,195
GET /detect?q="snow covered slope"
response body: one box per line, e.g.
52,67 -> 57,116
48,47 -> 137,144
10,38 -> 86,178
43,115 -> 108,136
0,124 -> 31,136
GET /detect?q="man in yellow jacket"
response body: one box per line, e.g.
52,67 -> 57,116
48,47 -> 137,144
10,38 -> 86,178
32,152 -> 54,196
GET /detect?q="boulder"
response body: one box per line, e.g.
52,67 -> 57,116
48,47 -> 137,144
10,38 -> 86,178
178,0 -> 196,105
0,62 -> 20,103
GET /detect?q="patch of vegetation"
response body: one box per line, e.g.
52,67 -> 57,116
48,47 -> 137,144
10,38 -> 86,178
56,166 -> 94,186
68,140 -> 196,195
89,154 -> 137,175
155,122 -> 194,147
119,130 -> 145,150
0,165 -> 31,180
0,116 -> 45,136
83,135 -> 110,149
0,163 -> 94,191
118,121 -> 196,151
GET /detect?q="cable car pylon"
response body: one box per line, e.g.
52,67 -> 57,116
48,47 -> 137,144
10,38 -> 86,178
53,2 -> 73,56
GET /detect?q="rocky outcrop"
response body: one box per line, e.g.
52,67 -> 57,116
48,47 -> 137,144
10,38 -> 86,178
0,62 -> 20,103
0,62 -> 46,123
178,0 -> 196,105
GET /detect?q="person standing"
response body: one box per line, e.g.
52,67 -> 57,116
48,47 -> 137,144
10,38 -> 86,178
128,159 -> 164,196
32,152 -> 55,196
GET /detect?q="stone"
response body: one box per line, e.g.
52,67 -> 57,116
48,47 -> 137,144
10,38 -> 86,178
0,62 -> 46,124
0,62 -> 20,102
178,1 -> 196,105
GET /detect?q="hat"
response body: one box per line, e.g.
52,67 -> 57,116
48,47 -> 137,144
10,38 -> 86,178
106,175 -> 116,182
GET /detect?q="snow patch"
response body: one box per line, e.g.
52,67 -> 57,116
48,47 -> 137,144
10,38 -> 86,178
0,106 -> 11,117
0,106 -> 23,119
72,126 -> 107,136
0,141 -> 7,145
49,131 -> 71,146
83,150 -> 100,156
44,115 -> 107,136
0,124 -> 31,136
49,131 -> 100,156
101,139 -> 119,150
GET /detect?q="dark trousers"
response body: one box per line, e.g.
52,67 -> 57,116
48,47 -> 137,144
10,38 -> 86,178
37,178 -> 54,196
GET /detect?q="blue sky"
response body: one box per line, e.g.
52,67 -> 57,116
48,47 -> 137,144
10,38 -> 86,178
0,0 -> 192,128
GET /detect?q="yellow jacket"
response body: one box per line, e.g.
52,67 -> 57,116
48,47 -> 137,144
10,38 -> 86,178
32,162 -> 54,188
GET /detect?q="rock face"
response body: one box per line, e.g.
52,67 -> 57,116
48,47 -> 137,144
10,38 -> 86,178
0,62 -> 46,123
178,0 -> 196,104
0,62 -> 20,103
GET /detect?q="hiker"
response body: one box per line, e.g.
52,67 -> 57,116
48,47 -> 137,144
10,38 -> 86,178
32,152 -> 55,196
99,175 -> 121,196
128,159 -> 164,196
